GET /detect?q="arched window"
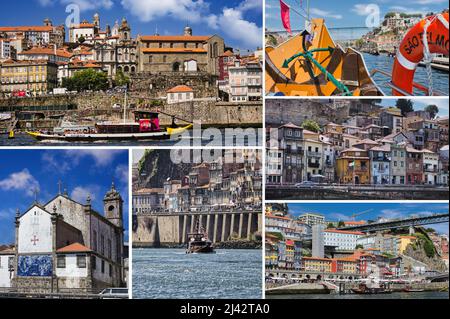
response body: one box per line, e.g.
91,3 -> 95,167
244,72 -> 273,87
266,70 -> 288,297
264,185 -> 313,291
124,66 -> 130,73
172,62 -> 180,72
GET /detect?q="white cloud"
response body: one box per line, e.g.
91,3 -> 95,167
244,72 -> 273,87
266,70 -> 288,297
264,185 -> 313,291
0,209 -> 14,220
413,0 -> 447,4
310,8 -> 342,20
41,151 -> 71,174
64,149 -> 124,166
0,169 -> 40,197
37,0 -> 113,11
70,185 -> 101,203
208,7 -> 263,49
121,0 -> 262,49
351,4 -> 374,16
120,0 -> 209,23
238,0 -> 262,12
37,0 -> 54,6
115,164 -> 129,184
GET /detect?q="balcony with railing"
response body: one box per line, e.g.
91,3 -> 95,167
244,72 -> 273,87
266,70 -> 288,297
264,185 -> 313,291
308,161 -> 320,168
307,151 -> 322,157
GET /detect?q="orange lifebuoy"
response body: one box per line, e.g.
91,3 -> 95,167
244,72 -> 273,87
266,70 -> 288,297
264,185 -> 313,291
392,13 -> 449,96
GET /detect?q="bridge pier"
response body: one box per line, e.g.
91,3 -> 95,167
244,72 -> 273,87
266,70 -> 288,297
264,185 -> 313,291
213,214 -> 219,243
221,214 -> 228,242
182,215 -> 187,243
238,213 -> 244,238
230,214 -> 236,238
247,213 -> 253,240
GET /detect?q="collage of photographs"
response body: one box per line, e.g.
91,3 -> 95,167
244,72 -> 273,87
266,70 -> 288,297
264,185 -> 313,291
0,0 -> 448,303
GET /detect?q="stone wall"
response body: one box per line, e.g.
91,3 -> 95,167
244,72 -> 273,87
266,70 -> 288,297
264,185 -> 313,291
2,94 -> 262,130
130,72 -> 218,98
265,99 -> 382,127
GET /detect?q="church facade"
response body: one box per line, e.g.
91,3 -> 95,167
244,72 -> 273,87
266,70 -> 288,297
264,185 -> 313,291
6,183 -> 125,294
137,26 -> 224,75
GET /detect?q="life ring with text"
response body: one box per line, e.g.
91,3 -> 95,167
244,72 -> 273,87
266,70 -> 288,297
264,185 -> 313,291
391,12 -> 449,96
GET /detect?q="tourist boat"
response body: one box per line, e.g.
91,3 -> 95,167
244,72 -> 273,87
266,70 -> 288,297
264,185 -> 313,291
267,5 -> 449,96
266,18 -> 384,96
25,110 -> 193,142
53,120 -> 96,135
351,283 -> 392,294
403,286 -> 425,292
186,221 -> 215,254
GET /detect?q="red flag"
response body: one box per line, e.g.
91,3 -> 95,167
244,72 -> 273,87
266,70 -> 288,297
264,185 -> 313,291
279,0 -> 292,34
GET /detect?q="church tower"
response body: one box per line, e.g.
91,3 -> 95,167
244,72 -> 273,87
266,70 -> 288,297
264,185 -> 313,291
119,18 -> 131,41
103,182 -> 124,229
93,13 -> 100,28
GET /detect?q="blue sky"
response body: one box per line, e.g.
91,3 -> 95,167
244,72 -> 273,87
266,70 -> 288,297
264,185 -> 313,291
380,98 -> 449,117
0,0 -> 262,51
288,203 -> 449,235
266,0 -> 449,31
0,150 -> 129,244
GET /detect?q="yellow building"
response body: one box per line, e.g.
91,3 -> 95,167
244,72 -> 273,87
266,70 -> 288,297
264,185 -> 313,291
336,147 -> 371,184
302,257 -> 332,272
304,130 -> 325,181
0,59 -> 58,96
334,258 -> 358,274
398,235 -> 416,254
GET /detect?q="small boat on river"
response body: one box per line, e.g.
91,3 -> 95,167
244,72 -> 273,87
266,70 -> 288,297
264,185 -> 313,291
186,221 -> 215,254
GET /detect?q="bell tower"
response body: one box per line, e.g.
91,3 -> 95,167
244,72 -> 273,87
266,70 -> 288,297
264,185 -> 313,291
103,182 -> 124,229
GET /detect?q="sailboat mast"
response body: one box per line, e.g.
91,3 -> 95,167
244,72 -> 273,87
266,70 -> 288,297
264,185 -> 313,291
307,0 -> 310,21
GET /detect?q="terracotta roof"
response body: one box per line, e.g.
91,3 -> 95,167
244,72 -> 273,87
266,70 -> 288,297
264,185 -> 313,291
167,85 -> 193,93
0,26 -> 54,32
325,229 -> 364,235
134,188 -> 164,194
266,214 -> 291,221
71,23 -> 95,29
341,147 -> 366,153
222,50 -> 234,57
56,242 -> 92,253
140,35 -> 210,42
354,139 -> 379,145
141,48 -> 207,54
370,144 -> 391,152
19,47 -> 72,58
303,257 -> 332,262
279,122 -> 301,129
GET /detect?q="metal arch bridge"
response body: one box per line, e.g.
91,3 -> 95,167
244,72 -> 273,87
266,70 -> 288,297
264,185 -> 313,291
337,213 -> 449,233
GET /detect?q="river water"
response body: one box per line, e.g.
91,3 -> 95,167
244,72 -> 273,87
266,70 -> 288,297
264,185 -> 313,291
132,249 -> 262,299
362,53 -> 449,96
267,291 -> 448,299
0,129 -> 262,147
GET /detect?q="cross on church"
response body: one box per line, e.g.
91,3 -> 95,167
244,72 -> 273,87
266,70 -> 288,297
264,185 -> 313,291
33,187 -> 39,203
58,180 -> 62,195
31,235 -> 39,246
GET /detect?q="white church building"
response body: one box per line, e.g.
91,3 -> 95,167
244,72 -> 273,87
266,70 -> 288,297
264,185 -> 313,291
1,183 -> 126,294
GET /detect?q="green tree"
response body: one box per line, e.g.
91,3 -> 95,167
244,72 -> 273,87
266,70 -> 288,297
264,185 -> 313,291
114,69 -> 130,87
395,99 -> 414,116
338,221 -> 345,227
327,222 -> 335,229
355,244 -> 364,250
424,104 -> 439,118
62,69 -> 109,92
302,120 -> 321,133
